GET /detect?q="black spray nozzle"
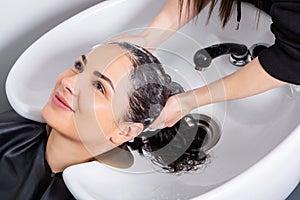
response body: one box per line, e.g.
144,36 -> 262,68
194,43 -> 248,70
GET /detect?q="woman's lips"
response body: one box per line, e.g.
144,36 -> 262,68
52,92 -> 75,112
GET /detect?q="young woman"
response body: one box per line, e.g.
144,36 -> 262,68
112,0 -> 300,129
0,42 -> 208,199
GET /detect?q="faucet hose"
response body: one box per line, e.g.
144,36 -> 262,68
194,43 -> 248,69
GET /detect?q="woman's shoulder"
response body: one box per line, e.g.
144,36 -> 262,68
0,109 -> 37,123
0,110 -> 47,144
0,110 -> 45,128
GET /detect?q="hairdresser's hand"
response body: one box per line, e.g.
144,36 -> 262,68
149,92 -> 196,129
109,33 -> 154,52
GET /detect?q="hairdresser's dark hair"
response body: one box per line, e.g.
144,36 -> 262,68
114,42 -> 208,173
178,0 -> 267,27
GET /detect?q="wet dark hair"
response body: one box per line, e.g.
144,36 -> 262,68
128,116 -> 208,174
115,42 -> 170,128
114,42 -> 208,173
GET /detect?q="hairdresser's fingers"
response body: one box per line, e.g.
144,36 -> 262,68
108,34 -> 154,52
109,34 -> 143,45
164,95 -> 186,127
149,109 -> 167,130
163,110 -> 183,128
149,95 -> 183,129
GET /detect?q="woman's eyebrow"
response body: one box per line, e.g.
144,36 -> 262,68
82,54 -> 115,92
93,70 -> 115,92
81,55 -> 87,65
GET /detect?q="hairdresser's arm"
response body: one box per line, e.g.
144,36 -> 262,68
111,0 -> 206,49
150,58 -> 287,128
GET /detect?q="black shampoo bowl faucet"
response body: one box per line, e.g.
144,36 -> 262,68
193,43 -> 269,71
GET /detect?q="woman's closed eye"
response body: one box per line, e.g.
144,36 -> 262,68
93,80 -> 105,94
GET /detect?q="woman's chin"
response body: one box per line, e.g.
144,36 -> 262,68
41,104 -> 49,123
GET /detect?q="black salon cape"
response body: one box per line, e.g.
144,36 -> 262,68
0,110 -> 75,200
247,0 -> 300,85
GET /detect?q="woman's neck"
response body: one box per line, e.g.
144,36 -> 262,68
45,129 -> 100,173
46,128 -> 134,172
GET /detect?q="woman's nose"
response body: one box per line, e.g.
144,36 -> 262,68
61,76 -> 79,95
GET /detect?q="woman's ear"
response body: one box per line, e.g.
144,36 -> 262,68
110,122 -> 144,146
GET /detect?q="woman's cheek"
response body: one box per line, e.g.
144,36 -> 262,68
96,105 -> 117,133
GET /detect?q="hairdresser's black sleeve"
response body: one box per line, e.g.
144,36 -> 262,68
258,0 -> 300,85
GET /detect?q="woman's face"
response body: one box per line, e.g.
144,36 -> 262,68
42,44 -> 143,155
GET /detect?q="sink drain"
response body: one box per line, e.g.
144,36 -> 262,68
184,114 -> 221,152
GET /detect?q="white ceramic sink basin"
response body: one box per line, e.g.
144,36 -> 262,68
6,0 -> 300,199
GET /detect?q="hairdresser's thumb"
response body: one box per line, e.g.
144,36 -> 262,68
148,111 -> 166,130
